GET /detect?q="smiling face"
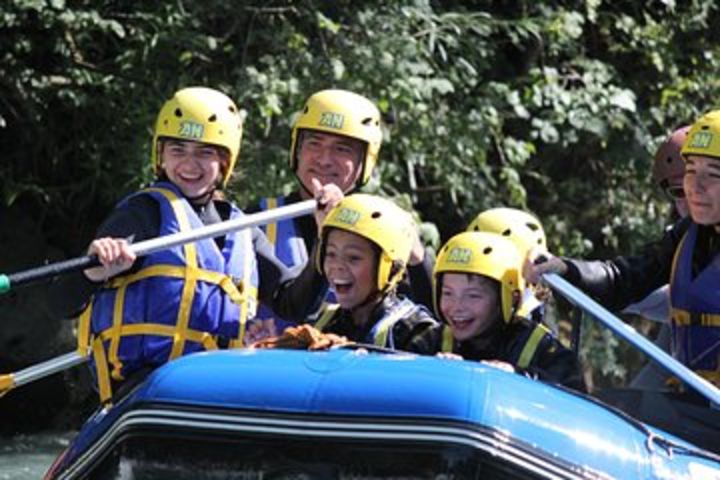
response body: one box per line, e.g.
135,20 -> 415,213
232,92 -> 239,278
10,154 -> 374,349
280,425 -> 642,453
323,229 -> 378,310
439,273 -> 502,342
684,155 -> 720,226
159,139 -> 228,200
296,131 -> 365,196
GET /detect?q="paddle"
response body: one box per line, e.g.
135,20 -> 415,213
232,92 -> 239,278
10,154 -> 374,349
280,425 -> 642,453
0,198 -> 318,395
543,272 -> 720,408
0,350 -> 88,397
0,199 -> 317,295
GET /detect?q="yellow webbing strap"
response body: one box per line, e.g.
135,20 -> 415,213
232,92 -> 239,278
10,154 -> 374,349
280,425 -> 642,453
77,302 -> 92,356
92,336 -> 112,404
265,197 -> 278,248
671,309 -> 720,327
441,325 -> 454,353
517,323 -> 550,370
698,370 -> 720,388
314,304 -> 341,331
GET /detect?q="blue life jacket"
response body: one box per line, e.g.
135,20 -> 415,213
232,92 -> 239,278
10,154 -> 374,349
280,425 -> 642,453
669,222 -> 720,386
78,183 -> 258,403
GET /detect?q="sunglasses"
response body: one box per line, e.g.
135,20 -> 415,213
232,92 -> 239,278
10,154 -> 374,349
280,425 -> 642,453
662,184 -> 685,200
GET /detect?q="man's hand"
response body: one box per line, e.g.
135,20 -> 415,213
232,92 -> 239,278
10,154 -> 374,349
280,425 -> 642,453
311,178 -> 344,232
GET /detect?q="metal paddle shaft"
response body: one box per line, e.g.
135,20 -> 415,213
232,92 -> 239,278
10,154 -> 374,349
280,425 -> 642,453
543,273 -> 720,407
0,350 -> 89,395
0,199 -> 317,295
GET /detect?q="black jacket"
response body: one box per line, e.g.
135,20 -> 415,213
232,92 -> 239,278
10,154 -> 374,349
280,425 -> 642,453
408,318 -> 585,391
317,294 -> 438,351
561,217 -> 720,311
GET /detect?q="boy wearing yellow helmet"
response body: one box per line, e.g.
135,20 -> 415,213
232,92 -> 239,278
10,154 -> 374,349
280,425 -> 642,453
50,87 -> 340,403
467,207 -> 549,323
408,232 -> 584,391
312,194 -> 437,349
248,90 -> 432,340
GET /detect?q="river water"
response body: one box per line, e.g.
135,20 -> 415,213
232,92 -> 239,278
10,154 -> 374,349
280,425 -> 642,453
0,432 -> 73,479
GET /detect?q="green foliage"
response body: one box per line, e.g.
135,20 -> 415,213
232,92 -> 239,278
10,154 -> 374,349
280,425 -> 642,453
2,0 -> 719,383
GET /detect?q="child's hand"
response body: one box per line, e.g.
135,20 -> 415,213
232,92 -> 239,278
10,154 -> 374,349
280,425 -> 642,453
311,178 -> 344,231
83,237 -> 136,283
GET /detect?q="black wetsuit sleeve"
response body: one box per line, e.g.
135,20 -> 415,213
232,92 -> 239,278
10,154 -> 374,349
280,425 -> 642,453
254,227 -> 327,322
46,195 -> 160,319
394,307 -> 441,354
560,218 -> 689,311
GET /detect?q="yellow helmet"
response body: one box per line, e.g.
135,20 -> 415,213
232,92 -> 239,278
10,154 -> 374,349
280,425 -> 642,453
290,89 -> 382,189
433,232 -> 524,323
152,87 -> 243,186
682,110 -> 720,160
467,208 -> 546,257
319,194 -> 414,292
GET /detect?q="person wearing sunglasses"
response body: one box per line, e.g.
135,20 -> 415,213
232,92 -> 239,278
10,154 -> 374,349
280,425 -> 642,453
623,126 -> 691,387
523,112 -> 720,451
653,126 -> 691,220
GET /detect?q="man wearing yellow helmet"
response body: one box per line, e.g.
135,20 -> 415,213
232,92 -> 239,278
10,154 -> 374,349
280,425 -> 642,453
247,89 -> 432,341
524,111 -> 720,450
311,194 -> 437,349
49,87 -> 340,403
408,232 -> 583,390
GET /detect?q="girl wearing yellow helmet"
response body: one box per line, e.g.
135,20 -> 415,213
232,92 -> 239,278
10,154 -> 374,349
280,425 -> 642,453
49,87 -> 340,403
408,232 -> 584,391
312,194 -> 438,350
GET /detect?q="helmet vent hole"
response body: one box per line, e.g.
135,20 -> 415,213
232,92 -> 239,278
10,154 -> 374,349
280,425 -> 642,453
163,119 -> 169,126
362,117 -> 373,126
526,223 -> 539,231
473,226 -> 479,231
303,106 -> 309,114
228,105 -> 236,113
483,247 -> 493,255
208,114 -> 217,122
701,126 -> 709,130
219,129 -> 224,135
502,229 -> 511,236
174,108 -> 183,117
371,211 -> 382,219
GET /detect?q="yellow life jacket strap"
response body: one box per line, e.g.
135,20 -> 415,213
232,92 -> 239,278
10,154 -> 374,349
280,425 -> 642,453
671,308 -> 720,327
264,197 -> 279,248
441,325 -> 454,353
517,323 -> 550,370
314,304 -> 341,331
77,302 -> 93,356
